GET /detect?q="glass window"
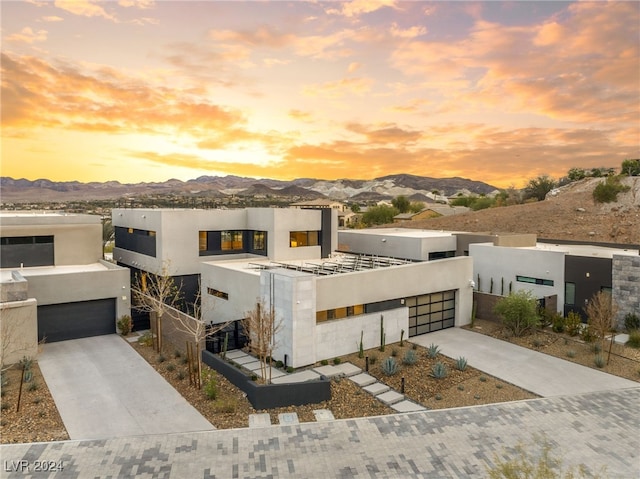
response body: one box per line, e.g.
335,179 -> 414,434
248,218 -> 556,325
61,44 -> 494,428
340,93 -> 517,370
221,231 -> 243,250
199,231 -> 207,251
253,231 -> 266,250
565,282 -> 576,305
290,231 -> 320,247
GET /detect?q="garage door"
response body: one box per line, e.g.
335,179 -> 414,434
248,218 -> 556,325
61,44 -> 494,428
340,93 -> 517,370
38,298 -> 116,342
407,290 -> 456,337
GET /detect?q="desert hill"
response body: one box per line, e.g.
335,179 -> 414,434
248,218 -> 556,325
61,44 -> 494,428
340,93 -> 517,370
399,177 -> 640,245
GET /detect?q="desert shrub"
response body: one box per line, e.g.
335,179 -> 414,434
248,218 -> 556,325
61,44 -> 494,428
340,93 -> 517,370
474,394 -> 481,400
457,384 -> 465,391
333,357 -> 341,365
19,356 -> 33,370
28,382 -> 39,392
591,342 -> 601,354
566,350 -> 576,358
177,371 -> 186,381
565,312 -> 582,336
275,360 -> 284,368
117,315 -> 132,335
455,356 -> 468,371
286,366 -> 294,373
494,291 -> 540,337
391,348 -> 399,357
624,313 -> 640,332
626,330 -> 640,349
203,375 -> 218,400
1,402 -> 9,411
411,342 -> 418,350
180,356 -> 189,365
402,349 -> 418,365
435,394 -> 442,400
320,359 -> 329,366
381,357 -> 399,376
166,364 -> 175,372
552,314 -> 565,333
426,343 -> 440,358
532,338 -> 544,348
593,175 -> 629,203
138,331 -> 153,347
580,325 -> 596,343
23,371 -> 33,383
213,398 -> 237,414
174,350 -> 182,359
496,383 -> 503,389
479,375 -> 487,382
430,361 -> 448,379
369,353 -> 378,365
594,354 -> 606,368
157,354 -> 166,363
537,308 -> 554,329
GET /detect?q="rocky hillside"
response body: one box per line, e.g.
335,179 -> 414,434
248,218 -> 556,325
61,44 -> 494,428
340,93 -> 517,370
401,177 -> 640,245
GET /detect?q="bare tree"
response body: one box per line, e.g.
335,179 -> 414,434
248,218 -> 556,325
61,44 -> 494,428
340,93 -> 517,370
241,300 -> 282,384
131,262 -> 183,352
170,285 -> 232,389
586,290 -> 619,351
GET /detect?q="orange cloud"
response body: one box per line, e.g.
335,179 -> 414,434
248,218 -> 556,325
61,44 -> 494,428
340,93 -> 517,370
54,0 -> 116,20
303,77 -> 373,99
6,27 -> 48,44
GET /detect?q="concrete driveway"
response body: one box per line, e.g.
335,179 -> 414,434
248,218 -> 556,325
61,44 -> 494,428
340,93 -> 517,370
38,335 -> 214,440
412,328 -> 638,397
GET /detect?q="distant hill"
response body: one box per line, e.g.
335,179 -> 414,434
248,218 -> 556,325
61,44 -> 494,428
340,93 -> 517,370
0,174 -> 498,203
396,177 -> 640,245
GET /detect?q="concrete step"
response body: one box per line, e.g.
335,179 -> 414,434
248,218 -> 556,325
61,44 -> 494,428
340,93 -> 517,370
248,413 -> 271,428
333,363 -> 361,377
391,400 -> 427,413
278,413 -> 299,425
313,409 -> 335,422
349,373 -> 377,387
363,382 -> 390,396
376,390 -> 404,406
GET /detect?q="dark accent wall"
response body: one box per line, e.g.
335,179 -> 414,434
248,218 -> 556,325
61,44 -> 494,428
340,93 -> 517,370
365,298 -> 405,314
0,236 -> 54,268
564,256 -> 612,320
320,208 -> 333,258
202,351 -> 331,409
114,227 -> 156,257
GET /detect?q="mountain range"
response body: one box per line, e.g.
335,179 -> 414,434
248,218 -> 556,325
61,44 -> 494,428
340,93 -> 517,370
0,174 -> 498,203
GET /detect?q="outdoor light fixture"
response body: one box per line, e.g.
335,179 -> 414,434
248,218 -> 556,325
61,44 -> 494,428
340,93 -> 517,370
469,280 -> 476,288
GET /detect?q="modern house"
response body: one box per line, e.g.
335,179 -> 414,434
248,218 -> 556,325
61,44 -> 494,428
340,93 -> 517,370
469,238 -> 639,324
0,211 -> 130,363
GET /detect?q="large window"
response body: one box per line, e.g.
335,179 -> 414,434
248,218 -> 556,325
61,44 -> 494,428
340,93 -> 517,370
0,235 -> 54,268
221,231 -> 243,251
517,275 -> 554,287
115,227 -> 157,257
290,231 -> 319,248
253,231 -> 266,251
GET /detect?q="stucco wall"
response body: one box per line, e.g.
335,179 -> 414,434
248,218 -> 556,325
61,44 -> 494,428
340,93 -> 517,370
19,261 -> 131,322
202,262 -> 261,324
470,243 -> 564,313
0,298 -> 38,367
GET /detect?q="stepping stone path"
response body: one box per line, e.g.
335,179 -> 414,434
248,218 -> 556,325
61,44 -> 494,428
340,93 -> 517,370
228,350 -> 427,423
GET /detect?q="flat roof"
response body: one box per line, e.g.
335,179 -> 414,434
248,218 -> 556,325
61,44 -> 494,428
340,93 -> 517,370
340,228 -> 455,238
203,252 -> 417,277
0,263 -> 115,281
0,211 -> 101,225
534,243 -> 639,258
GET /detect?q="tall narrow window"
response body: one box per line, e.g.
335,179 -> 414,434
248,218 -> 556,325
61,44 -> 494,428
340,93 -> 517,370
253,231 -> 265,251
565,282 -> 576,305
199,231 -> 207,251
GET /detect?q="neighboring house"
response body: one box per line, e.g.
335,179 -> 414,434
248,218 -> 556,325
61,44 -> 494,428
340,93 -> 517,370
469,238 -> 640,324
338,210 -> 361,228
290,199 -> 347,212
0,212 -> 130,358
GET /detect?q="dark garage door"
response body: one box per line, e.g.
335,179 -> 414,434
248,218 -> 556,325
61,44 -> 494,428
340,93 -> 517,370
38,298 -> 116,342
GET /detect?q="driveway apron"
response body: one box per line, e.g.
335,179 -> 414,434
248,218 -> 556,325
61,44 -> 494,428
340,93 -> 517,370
38,335 -> 214,440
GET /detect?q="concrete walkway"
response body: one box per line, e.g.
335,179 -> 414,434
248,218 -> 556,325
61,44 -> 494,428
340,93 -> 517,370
412,328 -> 638,397
2,388 -> 638,478
38,335 -> 214,440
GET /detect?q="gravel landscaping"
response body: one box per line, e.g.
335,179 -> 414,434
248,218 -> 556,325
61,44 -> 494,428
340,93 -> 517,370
3,321 -> 638,444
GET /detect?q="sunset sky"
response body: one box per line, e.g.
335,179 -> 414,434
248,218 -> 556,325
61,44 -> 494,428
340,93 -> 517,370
2,1 -> 638,188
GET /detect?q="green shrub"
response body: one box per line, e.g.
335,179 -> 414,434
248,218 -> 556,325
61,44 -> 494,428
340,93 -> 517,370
624,313 -> 640,332
381,357 -> 399,376
430,361 -> 448,379
455,356 -> 468,371
426,343 -> 440,358
28,382 -> 39,392
23,370 -> 33,383
19,356 -> 33,370
32,397 -> 42,404
474,394 -> 481,400
275,360 -> 284,368
177,371 -> 186,381
174,350 -> 182,359
494,290 -> 540,337
479,375 -> 487,382
166,364 -> 175,372
591,342 -> 602,354
286,366 -> 294,373
117,315 -> 132,335
402,349 -> 418,365
593,175 -> 629,203
434,394 -> 442,400
580,325 -> 596,343
532,338 -> 543,348
411,343 -> 418,350
333,357 -> 341,365
565,312 -> 583,337
203,376 -> 218,400
320,359 -> 329,366
457,384 -> 465,391
213,398 -> 237,414
566,350 -> 576,358
496,383 -> 503,389
251,374 -> 258,381
391,348 -> 399,357
158,354 -> 166,363
138,331 -> 153,347
552,314 -> 565,333
180,356 -> 189,365
626,330 -> 640,349
594,354 -> 606,368
369,353 -> 378,365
